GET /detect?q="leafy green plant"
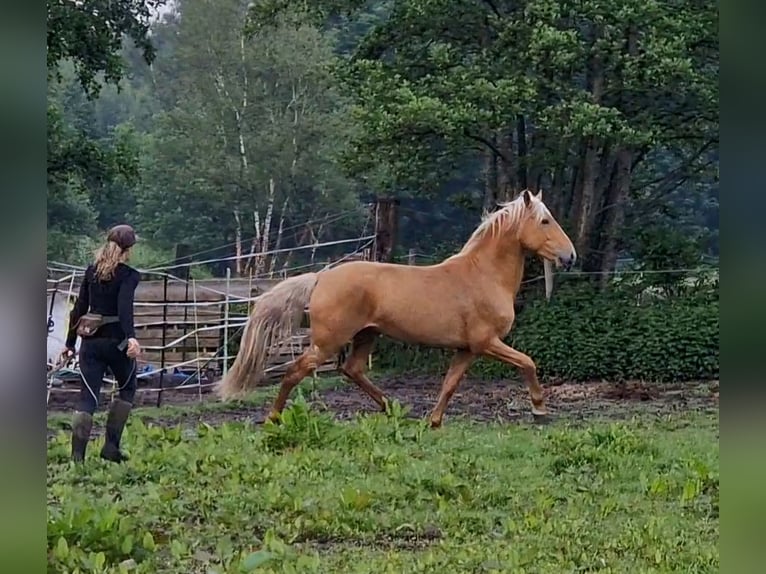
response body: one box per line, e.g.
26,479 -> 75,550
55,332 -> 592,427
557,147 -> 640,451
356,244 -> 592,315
262,392 -> 339,452
374,279 -> 718,383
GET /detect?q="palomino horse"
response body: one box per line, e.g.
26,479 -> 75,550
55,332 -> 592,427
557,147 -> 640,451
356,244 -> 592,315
218,189 -> 576,426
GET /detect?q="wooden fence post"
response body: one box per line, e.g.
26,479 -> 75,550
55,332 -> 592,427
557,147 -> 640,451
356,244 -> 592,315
174,243 -> 192,280
370,197 -> 400,371
373,197 -> 400,263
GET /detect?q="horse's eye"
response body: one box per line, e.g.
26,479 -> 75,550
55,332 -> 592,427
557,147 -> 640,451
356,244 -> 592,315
541,218 -> 550,225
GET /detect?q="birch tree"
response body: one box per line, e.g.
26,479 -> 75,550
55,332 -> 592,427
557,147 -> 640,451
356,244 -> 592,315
136,0 -> 360,272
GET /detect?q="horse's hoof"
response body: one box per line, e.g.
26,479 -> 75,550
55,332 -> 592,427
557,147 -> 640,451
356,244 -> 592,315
532,412 -> 553,425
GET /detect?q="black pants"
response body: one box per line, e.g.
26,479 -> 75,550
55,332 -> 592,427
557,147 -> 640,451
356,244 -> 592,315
78,338 -> 137,414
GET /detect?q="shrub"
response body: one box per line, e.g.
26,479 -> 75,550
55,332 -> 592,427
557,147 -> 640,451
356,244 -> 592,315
374,278 -> 718,382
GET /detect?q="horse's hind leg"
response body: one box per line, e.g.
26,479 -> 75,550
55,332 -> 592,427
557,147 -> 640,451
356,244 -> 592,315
340,328 -> 389,411
429,349 -> 475,428
266,344 -> 329,423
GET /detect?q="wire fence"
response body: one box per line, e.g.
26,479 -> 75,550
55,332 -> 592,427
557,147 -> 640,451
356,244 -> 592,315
46,232 -> 376,408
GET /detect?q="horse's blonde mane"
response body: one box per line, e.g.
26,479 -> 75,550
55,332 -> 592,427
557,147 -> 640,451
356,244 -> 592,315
457,191 -> 548,254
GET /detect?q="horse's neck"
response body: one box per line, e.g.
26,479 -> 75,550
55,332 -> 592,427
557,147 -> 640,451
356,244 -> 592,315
457,236 -> 526,296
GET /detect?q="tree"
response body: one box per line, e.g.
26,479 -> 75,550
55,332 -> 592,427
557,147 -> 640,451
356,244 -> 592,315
251,0 -> 719,277
136,0 -> 363,275
47,0 -> 165,261
47,0 -> 165,97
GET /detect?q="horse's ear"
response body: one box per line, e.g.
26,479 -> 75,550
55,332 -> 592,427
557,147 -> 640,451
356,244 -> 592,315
523,189 -> 533,207
536,189 -> 543,200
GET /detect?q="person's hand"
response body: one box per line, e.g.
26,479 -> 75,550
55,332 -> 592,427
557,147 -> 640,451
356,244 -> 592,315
57,348 -> 75,368
126,337 -> 141,359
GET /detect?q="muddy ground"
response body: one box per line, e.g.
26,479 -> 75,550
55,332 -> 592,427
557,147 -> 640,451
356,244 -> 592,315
47,375 -> 719,438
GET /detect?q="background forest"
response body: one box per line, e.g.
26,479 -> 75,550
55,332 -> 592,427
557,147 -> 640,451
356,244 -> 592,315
47,0 -> 718,282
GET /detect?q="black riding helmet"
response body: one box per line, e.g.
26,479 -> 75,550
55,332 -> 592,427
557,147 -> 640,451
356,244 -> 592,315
107,224 -> 137,251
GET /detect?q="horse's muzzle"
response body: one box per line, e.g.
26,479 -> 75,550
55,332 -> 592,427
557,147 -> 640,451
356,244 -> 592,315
557,251 -> 576,271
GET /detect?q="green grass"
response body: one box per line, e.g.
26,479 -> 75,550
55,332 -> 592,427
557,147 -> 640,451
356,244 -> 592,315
47,394 -> 718,573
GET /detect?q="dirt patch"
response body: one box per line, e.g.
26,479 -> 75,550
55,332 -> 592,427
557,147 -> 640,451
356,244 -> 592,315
297,524 -> 443,553
48,375 -> 719,437
311,376 -> 718,424
46,386 -> 212,411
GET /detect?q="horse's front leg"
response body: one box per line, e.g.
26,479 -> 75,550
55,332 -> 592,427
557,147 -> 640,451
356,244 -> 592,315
482,338 -> 550,423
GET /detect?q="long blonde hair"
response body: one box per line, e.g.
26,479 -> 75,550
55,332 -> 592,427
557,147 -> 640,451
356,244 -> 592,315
93,241 -> 129,281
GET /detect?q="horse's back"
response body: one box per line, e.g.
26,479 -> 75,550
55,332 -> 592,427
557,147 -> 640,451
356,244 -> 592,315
318,259 -> 455,296
310,258 -> 480,347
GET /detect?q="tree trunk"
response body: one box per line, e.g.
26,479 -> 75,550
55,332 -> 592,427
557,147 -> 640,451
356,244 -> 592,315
549,163 -> 567,219
281,224 -> 310,273
290,80 -> 300,178
572,44 -> 605,270
595,145 -> 617,202
598,148 -> 633,286
496,128 -> 515,200
573,138 -> 602,266
310,223 -> 325,264
565,162 -> 580,224
244,210 -> 261,276
233,208 -> 242,276
597,25 -> 639,286
256,178 -> 276,275
482,139 -> 499,213
268,197 -> 289,277
516,114 -> 528,189
526,137 -> 542,197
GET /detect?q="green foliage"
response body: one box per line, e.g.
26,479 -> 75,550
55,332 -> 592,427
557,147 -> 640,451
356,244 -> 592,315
47,407 -> 718,572
628,224 -> 713,294
544,424 -> 658,475
132,0 -> 364,261
47,98 -> 143,262
47,45 -> 149,263
47,0 -> 163,98
47,0 -> 718,277
262,392 -> 340,452
375,277 -> 718,382
252,0 -> 719,270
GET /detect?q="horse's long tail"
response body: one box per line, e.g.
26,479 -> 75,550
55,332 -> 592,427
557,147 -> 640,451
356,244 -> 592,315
216,272 -> 319,400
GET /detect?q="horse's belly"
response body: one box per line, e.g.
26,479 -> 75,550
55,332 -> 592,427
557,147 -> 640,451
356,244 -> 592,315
381,325 -> 463,348
372,299 -> 468,349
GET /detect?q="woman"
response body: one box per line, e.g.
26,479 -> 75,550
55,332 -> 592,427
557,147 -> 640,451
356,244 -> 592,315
64,224 -> 142,463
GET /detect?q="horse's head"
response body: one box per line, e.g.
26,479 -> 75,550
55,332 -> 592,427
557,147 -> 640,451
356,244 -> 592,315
517,189 -> 576,270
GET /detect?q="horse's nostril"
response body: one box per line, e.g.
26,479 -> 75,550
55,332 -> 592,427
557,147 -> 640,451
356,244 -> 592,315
560,254 -> 575,270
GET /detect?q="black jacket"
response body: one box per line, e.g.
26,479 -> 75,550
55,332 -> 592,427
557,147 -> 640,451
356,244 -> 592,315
66,263 -> 141,348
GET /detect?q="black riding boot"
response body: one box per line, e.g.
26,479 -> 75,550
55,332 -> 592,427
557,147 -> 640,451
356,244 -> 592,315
71,411 -> 93,462
100,399 -> 132,463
